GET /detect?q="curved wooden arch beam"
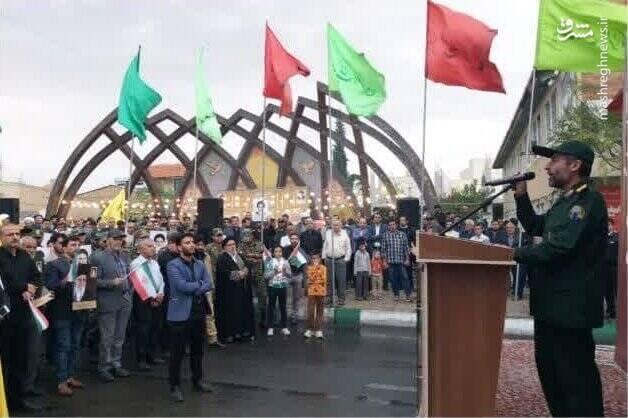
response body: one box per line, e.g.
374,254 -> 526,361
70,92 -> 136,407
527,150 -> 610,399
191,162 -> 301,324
277,102 -> 305,187
349,115 -> 372,215
226,108 -> 306,190
46,109 -> 118,217
127,123 -> 191,195
251,104 -> 393,212
316,87 -> 330,195
313,83 -> 438,208
176,113 -> 257,207
227,105 -> 275,189
276,113 -> 398,204
367,114 -> 438,208
299,98 -> 436,208
56,131 -> 161,218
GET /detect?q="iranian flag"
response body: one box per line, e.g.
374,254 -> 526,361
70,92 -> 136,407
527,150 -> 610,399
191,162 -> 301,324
263,246 -> 274,272
289,245 -> 307,269
29,299 -> 49,332
65,256 -> 78,282
130,261 -> 159,301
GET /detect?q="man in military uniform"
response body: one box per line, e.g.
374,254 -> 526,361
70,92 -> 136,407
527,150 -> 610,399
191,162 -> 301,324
238,229 -> 266,328
513,140 -> 607,417
206,228 -> 225,278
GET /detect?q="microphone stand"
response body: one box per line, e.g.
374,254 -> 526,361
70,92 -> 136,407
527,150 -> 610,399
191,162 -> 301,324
440,184 -> 514,236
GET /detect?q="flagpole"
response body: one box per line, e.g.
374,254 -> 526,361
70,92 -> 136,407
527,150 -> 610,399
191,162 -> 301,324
124,44 -> 142,236
513,69 -> 537,301
193,47 -> 203,220
327,90 -> 336,308
261,97 -> 267,249
420,67 -> 428,231
125,137 -> 135,235
193,124 -> 200,214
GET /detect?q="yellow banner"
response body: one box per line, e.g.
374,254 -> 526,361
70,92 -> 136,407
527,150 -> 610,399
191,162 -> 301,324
0,357 -> 8,418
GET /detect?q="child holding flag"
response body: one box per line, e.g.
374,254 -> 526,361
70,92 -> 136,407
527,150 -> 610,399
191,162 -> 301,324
285,233 -> 308,325
264,246 -> 292,337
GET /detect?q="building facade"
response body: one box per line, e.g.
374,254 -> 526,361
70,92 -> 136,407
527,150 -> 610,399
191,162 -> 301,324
493,71 -> 622,221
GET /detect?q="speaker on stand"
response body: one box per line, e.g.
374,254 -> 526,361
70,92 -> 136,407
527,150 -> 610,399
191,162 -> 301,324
396,198 -> 422,231
197,198 -> 224,242
0,198 -> 20,224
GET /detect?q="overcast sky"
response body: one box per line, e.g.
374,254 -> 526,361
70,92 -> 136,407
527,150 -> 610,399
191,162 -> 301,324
0,0 -> 538,192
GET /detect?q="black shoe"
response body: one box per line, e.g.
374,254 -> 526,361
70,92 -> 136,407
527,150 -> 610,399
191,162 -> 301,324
211,341 -> 226,349
137,361 -> 152,372
192,381 -> 213,393
148,357 -> 166,365
113,367 -> 131,377
25,387 -> 46,397
98,370 -> 115,382
14,398 -> 44,413
170,386 -> 184,402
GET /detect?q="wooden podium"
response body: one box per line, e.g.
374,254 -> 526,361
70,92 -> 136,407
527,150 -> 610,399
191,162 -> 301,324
417,233 -> 515,417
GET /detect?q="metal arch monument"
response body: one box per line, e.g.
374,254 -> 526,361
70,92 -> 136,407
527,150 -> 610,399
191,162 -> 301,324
46,82 -> 437,218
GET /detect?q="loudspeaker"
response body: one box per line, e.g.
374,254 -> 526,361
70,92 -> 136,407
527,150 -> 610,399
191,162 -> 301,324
197,198 -> 223,240
492,203 -> 504,221
0,198 -> 19,224
396,198 -> 421,229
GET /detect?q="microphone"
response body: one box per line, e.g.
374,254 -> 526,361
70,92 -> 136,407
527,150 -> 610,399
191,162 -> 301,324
483,172 -> 535,187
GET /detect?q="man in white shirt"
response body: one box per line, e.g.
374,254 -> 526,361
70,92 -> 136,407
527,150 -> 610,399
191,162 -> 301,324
443,221 -> 460,238
321,220 -> 351,306
469,224 -> 491,244
130,239 -> 165,371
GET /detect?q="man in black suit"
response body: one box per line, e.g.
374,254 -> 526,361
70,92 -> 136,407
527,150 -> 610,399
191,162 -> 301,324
600,219 -> 619,319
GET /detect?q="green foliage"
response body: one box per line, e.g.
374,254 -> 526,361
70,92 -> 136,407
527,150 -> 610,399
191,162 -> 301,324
438,180 -> 494,215
332,119 -> 349,179
548,101 -> 622,171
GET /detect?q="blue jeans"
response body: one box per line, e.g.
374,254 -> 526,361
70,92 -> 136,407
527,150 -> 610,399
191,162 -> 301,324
388,263 -> 411,298
53,316 -> 86,383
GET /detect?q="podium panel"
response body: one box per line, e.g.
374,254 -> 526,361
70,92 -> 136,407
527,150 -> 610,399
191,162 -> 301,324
417,233 -> 514,417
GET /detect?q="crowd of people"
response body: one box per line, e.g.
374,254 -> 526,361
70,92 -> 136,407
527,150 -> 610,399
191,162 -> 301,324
0,209 -> 421,410
0,201 -> 618,411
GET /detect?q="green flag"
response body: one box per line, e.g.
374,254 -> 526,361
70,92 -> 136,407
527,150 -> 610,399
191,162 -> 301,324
327,23 -> 386,117
117,49 -> 162,143
195,48 -> 223,144
535,0 -> 627,72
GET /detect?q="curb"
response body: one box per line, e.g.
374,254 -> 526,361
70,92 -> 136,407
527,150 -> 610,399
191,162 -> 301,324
296,307 -> 535,337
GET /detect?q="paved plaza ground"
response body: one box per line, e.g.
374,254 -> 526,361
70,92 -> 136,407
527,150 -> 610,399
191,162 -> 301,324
18,326 -> 417,417
496,340 -> 627,417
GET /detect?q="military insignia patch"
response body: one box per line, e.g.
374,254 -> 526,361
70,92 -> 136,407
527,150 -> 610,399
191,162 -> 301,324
569,205 -> 585,222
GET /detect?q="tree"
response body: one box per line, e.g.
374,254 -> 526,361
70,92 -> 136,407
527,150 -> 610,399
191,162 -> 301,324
438,180 -> 494,215
548,101 -> 622,171
332,119 -> 349,179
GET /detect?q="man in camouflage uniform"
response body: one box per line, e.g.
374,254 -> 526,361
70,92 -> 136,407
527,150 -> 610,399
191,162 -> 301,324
513,140 -> 607,417
239,229 -> 266,328
206,228 -> 225,278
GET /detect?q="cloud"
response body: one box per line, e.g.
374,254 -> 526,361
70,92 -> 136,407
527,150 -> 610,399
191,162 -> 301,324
0,0 -> 538,192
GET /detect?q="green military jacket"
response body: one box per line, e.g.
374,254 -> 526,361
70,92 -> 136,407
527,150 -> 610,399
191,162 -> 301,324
514,183 -> 607,328
239,239 -> 263,280
206,243 -> 223,278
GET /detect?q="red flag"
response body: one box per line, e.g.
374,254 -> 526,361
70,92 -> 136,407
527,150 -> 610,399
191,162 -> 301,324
263,23 -> 310,115
426,1 -> 505,93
